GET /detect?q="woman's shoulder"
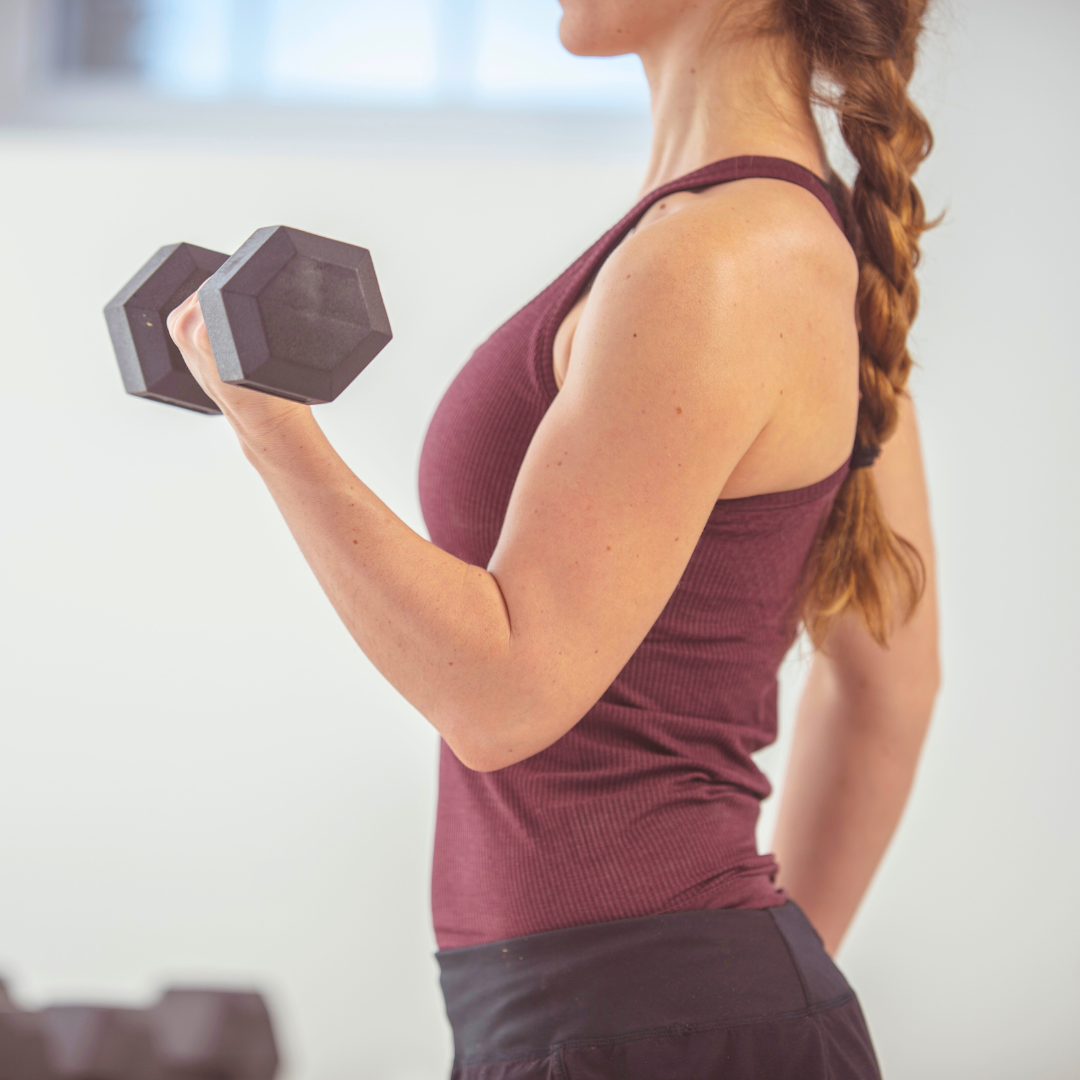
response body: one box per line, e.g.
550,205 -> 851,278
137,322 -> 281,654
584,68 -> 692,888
572,172 -> 861,495
582,172 -> 858,383
607,173 -> 856,303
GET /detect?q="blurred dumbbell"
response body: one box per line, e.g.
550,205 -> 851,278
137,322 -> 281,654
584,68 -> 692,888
0,981 -> 52,1080
149,989 -> 278,1080
0,980 -> 279,1080
104,226 -> 393,414
0,979 -> 52,1080
36,1007 -> 156,1080
0,1016 -> 53,1080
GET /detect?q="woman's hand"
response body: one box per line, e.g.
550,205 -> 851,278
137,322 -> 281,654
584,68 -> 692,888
166,288 -> 310,437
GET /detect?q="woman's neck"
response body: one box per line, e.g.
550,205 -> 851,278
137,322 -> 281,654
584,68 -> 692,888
636,15 -> 827,197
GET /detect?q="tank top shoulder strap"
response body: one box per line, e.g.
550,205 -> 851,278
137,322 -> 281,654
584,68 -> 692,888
638,155 -> 844,231
534,156 -> 847,403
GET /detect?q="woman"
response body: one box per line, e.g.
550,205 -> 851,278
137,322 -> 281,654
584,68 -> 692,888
169,0 -> 940,1075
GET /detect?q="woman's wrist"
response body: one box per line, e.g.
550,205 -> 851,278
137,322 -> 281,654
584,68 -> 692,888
165,289 -> 319,456
223,393 -> 320,468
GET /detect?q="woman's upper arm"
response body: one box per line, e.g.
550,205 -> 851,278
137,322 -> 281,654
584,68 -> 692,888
819,395 -> 941,726
475,211 -> 801,769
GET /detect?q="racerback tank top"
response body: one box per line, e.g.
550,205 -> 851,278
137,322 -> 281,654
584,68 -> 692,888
419,156 -> 851,950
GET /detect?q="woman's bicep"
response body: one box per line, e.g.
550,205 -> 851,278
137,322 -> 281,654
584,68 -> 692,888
485,236 -> 775,763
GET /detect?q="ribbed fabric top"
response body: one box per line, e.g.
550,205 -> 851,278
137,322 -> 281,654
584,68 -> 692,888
419,156 -> 850,950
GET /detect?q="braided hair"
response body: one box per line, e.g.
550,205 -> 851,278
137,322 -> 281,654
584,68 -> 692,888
775,0 -> 937,645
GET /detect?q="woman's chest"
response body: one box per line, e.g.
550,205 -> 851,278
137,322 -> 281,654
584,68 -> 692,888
417,304 -> 554,566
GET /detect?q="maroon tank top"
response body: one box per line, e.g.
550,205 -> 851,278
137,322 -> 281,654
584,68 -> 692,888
419,156 -> 851,950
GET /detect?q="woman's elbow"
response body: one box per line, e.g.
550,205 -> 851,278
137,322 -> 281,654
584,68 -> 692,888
437,697 -> 574,773
445,733 -> 535,774
433,704 -> 508,773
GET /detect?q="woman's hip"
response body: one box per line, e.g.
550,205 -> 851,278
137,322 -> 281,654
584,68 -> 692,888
435,901 -> 881,1080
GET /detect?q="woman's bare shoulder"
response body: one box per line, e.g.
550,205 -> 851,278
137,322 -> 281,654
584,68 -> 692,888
575,174 -> 861,494
624,174 -> 855,291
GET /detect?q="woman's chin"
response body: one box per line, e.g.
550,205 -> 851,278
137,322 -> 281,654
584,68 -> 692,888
557,10 -> 631,58
558,25 -> 592,58
558,27 -> 630,58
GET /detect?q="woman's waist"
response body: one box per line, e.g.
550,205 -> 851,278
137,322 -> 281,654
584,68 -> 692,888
437,750 -> 769,834
431,786 -> 783,950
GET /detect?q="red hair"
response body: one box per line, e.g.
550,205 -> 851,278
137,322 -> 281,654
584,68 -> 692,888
775,0 -> 937,644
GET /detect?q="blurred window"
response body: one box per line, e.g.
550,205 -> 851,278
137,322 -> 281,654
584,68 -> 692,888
46,0 -> 649,110
53,0 -> 145,74
476,0 -> 646,108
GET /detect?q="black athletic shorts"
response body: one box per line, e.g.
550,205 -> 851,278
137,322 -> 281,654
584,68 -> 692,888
436,901 -> 881,1079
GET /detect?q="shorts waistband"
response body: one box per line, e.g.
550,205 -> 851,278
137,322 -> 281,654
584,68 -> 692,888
436,901 -> 854,1067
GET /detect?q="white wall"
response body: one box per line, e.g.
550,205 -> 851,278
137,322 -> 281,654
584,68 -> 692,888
0,3 -> 1077,1079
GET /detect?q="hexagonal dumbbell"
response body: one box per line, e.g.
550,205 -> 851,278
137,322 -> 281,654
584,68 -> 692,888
0,1016 -> 53,1080
105,226 -> 392,414
36,1006 -> 157,1080
0,979 -> 279,1080
0,979 -> 51,1080
0,984 -> 53,1080
149,989 -> 278,1080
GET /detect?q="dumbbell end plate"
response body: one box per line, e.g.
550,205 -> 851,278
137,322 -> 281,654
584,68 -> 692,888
105,242 -> 230,414
199,226 -> 392,405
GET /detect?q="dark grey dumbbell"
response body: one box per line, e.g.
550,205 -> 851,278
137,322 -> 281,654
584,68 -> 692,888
0,979 -> 279,1080
0,980 -> 52,1080
104,242 -> 227,414
0,1011 -> 53,1080
149,989 -> 278,1080
105,226 -> 392,414
36,1007 -> 157,1080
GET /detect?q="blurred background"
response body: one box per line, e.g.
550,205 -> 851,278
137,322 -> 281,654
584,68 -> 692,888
1,1 -> 1077,1078
3,0 -> 649,110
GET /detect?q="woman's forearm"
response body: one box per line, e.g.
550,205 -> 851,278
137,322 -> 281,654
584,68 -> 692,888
771,649 -> 937,955
772,397 -> 940,955
229,406 -> 519,768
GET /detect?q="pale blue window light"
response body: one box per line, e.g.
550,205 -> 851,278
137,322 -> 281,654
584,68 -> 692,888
475,0 -> 647,110
141,0 -> 234,97
137,0 -> 648,110
264,0 -> 440,102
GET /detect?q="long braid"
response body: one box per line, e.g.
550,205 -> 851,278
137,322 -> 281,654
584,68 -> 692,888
777,0 -> 936,645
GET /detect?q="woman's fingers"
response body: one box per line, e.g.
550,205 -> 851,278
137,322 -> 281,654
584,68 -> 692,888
166,286 -> 310,433
167,289 -> 226,400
